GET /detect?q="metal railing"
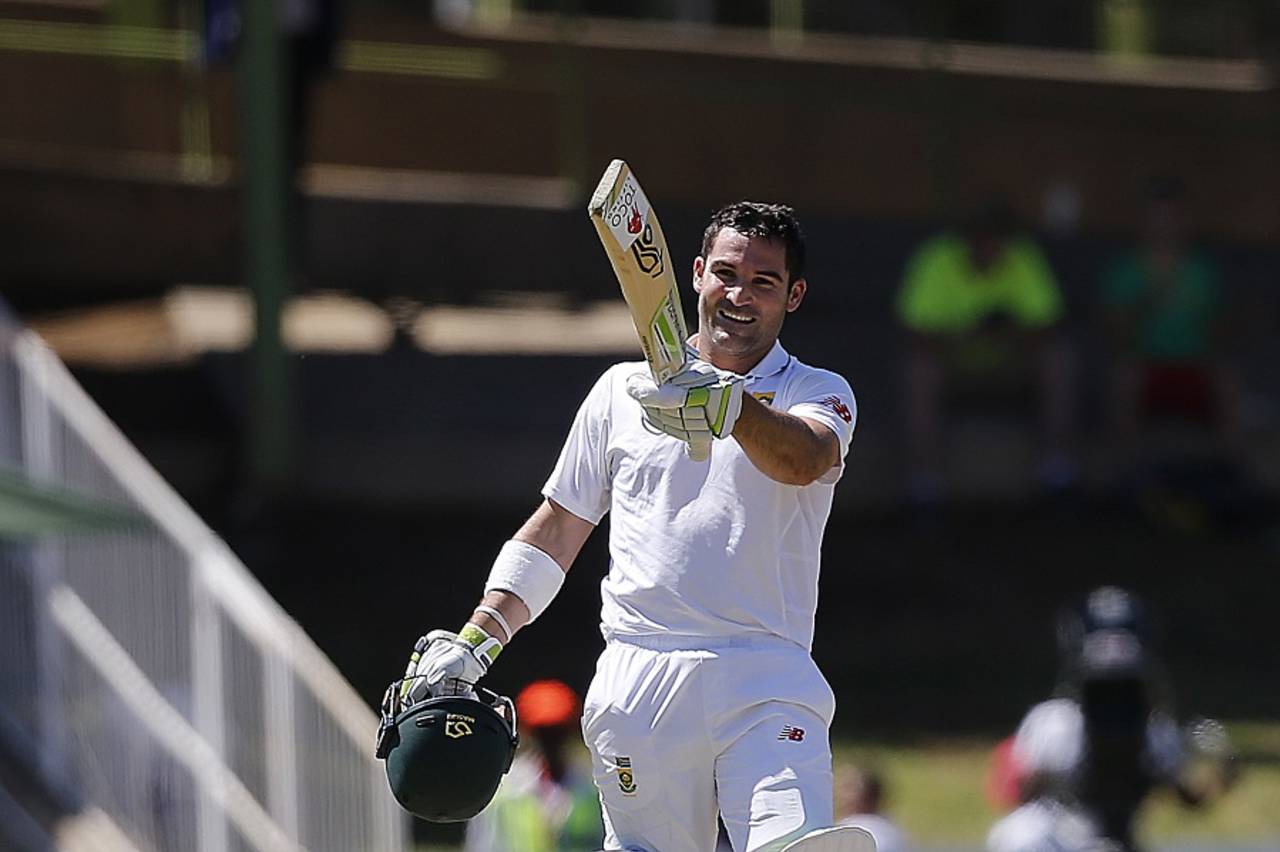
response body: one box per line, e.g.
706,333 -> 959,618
0,307 -> 407,851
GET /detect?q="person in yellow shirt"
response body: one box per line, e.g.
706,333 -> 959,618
897,197 -> 1076,503
464,679 -> 604,852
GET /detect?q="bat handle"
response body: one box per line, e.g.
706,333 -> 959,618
687,437 -> 711,462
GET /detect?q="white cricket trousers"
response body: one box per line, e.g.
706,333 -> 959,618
581,633 -> 836,852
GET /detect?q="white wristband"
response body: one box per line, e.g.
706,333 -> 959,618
472,604 -> 513,642
485,540 -> 565,623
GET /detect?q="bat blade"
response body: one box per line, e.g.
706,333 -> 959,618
587,159 -> 689,385
588,160 -> 709,462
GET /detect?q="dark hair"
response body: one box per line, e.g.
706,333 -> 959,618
701,201 -> 806,283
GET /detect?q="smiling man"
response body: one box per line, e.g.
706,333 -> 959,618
399,202 -> 858,852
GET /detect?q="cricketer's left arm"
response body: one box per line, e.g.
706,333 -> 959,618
731,395 -> 840,486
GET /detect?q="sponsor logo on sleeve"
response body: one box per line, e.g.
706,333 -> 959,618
820,395 -> 853,424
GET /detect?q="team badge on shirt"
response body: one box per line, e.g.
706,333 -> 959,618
777,725 -> 806,742
613,756 -> 637,795
752,392 -> 776,406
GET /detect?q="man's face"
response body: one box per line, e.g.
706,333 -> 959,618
692,228 -> 806,371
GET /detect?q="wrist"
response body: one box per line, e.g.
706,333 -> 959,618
456,622 -> 503,668
472,603 -> 513,642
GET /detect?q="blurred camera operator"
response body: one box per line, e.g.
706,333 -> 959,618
986,586 -> 1238,852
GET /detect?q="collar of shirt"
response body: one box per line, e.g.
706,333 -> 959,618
683,337 -> 793,381
743,341 -> 793,381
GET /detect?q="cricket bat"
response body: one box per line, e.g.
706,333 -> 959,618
588,160 -> 710,461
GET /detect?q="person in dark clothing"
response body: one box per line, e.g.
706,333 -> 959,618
987,587 -> 1238,852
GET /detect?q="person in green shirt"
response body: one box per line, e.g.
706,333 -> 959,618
464,679 -> 604,852
1101,176 -> 1239,448
897,197 -> 1076,502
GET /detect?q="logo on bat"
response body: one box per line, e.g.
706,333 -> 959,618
630,224 -> 664,277
627,205 -> 643,234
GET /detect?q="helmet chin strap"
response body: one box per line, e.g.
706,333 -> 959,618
374,683 -> 401,759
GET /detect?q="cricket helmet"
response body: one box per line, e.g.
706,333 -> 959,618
375,681 -> 518,822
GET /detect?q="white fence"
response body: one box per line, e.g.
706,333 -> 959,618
0,309 -> 408,852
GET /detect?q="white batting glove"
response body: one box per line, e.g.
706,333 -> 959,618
400,625 -> 502,705
626,360 -> 745,448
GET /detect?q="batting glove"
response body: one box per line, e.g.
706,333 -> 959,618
400,625 -> 502,705
626,359 -> 745,447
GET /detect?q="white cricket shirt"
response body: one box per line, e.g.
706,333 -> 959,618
543,342 -> 856,650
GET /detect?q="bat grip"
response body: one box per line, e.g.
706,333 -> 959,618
686,437 -> 711,462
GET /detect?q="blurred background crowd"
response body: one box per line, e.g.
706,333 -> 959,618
2,0 -> 1279,850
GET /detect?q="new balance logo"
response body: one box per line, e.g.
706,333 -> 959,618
777,725 -> 806,742
820,395 -> 853,423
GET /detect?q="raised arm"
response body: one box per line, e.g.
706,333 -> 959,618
731,394 -> 839,486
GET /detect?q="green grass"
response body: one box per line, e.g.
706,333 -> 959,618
834,720 -> 1280,846
835,737 -> 998,843
417,721 -> 1280,850
1143,721 -> 1280,840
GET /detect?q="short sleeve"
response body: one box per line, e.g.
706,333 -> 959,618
897,238 -> 958,332
541,368 -> 614,525
1009,241 -> 1064,328
785,368 -> 857,485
